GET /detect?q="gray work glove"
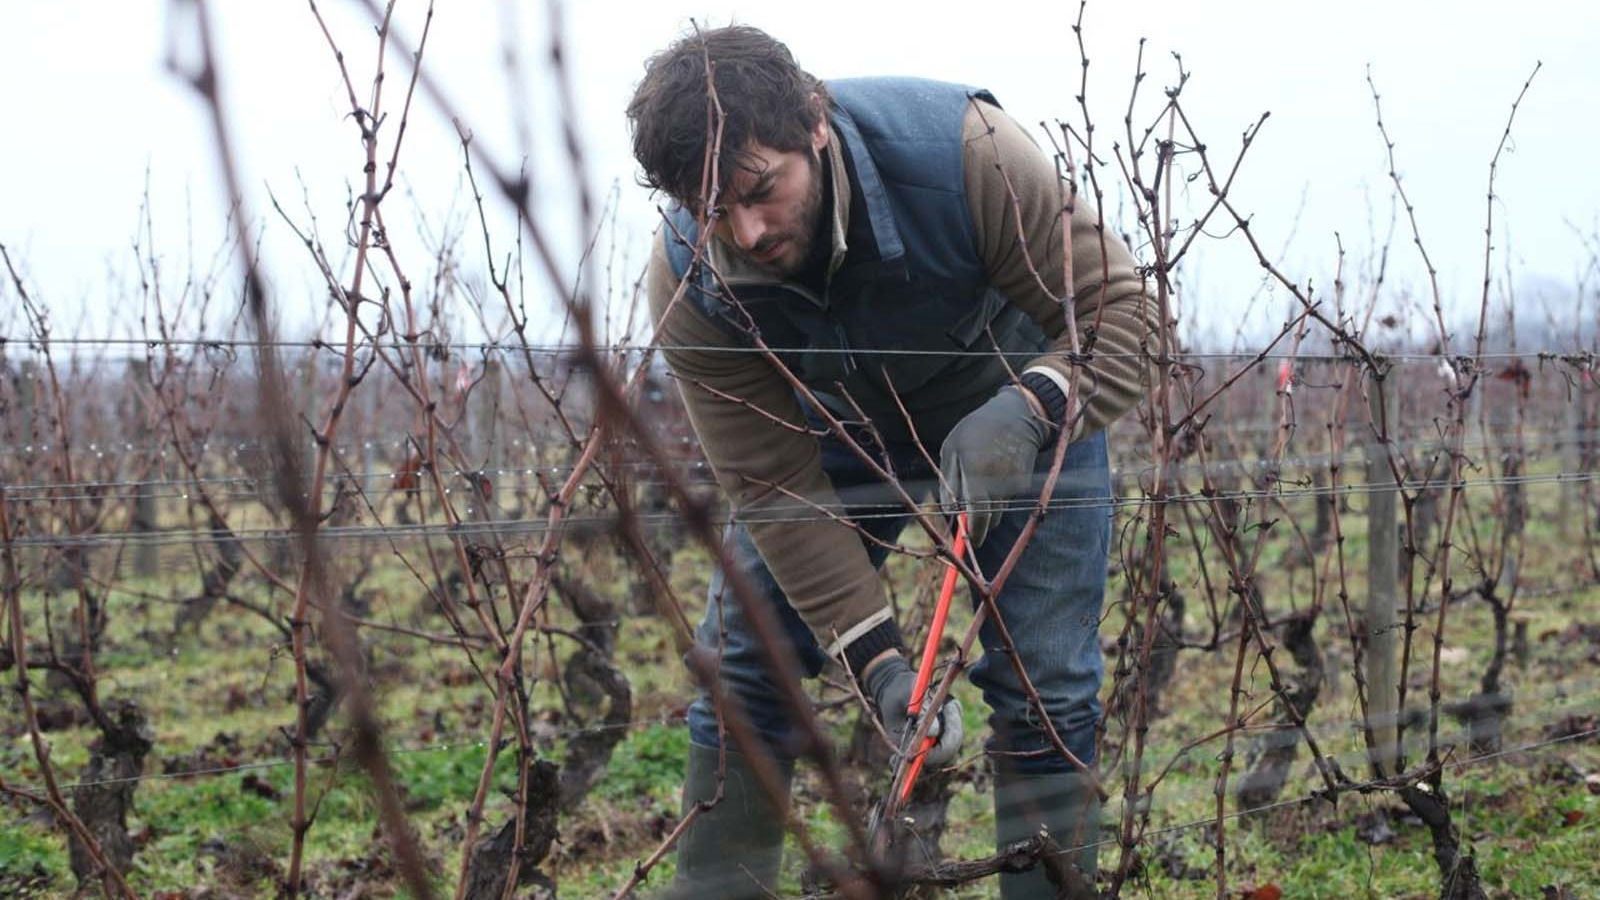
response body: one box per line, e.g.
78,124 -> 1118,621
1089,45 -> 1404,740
863,653 -> 964,768
939,385 -> 1053,547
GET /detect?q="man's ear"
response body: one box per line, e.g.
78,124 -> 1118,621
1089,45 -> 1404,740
809,93 -> 830,152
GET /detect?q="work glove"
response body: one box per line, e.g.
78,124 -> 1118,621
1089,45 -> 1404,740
863,653 -> 964,768
939,385 -> 1054,547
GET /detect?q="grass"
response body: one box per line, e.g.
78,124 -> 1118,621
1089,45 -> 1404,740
3,476 -> 1600,898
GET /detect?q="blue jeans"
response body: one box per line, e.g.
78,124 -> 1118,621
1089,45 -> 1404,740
686,426 -> 1112,775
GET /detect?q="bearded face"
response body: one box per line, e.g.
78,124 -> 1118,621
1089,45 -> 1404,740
711,117 -> 830,277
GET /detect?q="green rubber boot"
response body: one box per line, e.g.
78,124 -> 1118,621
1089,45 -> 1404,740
994,768 -> 1101,899
670,742 -> 794,899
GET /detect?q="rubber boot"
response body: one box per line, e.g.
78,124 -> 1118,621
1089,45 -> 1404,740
671,742 -> 794,899
994,768 -> 1101,899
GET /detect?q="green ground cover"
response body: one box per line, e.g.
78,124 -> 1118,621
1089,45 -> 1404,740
4,475 -> 1599,898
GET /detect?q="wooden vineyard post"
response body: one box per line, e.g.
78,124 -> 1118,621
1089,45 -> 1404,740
474,357 -> 503,472
361,381 -> 378,481
128,358 -> 159,579
1365,363 -> 1400,777
1562,371 -> 1588,532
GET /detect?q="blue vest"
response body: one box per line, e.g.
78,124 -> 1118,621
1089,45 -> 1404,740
664,77 -> 1048,444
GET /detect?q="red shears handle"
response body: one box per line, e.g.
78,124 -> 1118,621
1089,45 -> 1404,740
896,513 -> 968,804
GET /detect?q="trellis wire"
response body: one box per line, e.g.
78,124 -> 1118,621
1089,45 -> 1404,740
14,708 -> 1594,833
3,333 -> 1596,364
9,426 -> 1599,500
6,468 -> 1597,550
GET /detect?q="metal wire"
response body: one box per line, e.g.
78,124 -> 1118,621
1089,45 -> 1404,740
5,469 -> 1597,550
1051,722 -> 1600,861
4,334 -> 1596,364
16,713 -> 686,793
0,435 -> 703,460
0,461 -> 705,502
5,428 -> 1595,505
12,696 -> 1595,811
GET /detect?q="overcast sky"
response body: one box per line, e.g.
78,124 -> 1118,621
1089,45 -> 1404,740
3,1 -> 1597,347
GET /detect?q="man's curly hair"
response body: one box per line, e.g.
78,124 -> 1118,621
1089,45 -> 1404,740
626,25 -> 830,207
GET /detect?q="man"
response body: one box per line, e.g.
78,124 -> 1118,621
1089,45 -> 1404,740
627,25 -> 1157,899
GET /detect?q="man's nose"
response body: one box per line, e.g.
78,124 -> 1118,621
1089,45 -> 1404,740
724,205 -> 765,252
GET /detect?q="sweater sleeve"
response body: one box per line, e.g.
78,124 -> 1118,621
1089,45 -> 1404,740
962,100 -> 1159,438
646,235 -> 901,669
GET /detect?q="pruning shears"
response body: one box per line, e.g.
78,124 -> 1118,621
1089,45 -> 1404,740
867,513 -> 969,848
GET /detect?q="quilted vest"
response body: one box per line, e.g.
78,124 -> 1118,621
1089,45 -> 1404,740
664,77 -> 1049,445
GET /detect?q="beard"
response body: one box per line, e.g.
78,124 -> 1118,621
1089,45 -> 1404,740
750,149 -> 827,278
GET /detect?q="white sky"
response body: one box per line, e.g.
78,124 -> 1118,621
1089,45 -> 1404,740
2,1 -> 1597,346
